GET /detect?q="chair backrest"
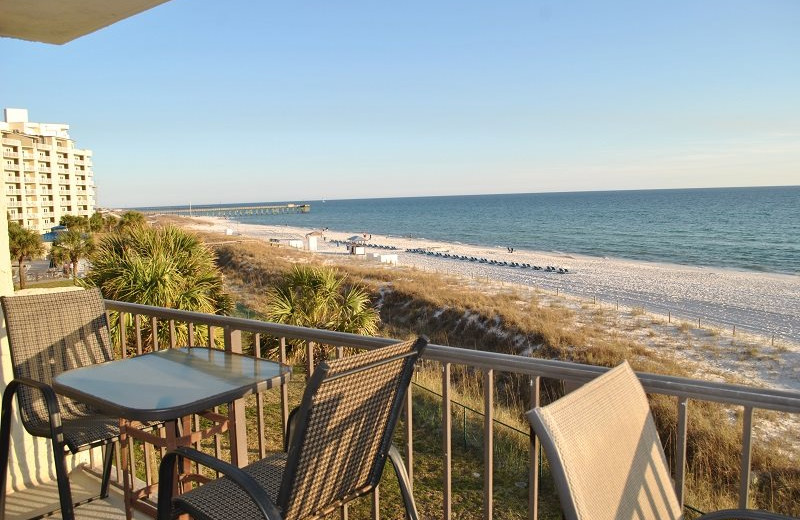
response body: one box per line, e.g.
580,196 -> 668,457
526,361 -> 682,520
1,288 -> 114,431
278,337 -> 426,520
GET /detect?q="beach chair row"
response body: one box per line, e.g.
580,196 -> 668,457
404,248 -> 571,273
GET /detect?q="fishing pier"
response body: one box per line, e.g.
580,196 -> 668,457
146,203 -> 311,217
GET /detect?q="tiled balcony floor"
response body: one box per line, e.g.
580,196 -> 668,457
5,466 -> 149,519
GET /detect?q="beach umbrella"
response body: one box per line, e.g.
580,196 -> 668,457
347,235 -> 365,242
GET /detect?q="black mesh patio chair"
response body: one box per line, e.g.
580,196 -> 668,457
526,361 -> 797,520
157,336 -> 428,520
0,288 -> 138,520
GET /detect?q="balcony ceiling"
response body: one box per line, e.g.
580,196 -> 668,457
0,0 -> 171,45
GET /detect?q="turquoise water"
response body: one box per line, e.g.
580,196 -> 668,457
143,186 -> 800,275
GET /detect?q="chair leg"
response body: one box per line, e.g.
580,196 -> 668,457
387,445 -> 419,520
0,386 -> 17,517
100,442 -> 115,499
52,440 -> 76,520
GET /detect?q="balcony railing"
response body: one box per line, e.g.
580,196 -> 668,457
85,300 -> 800,518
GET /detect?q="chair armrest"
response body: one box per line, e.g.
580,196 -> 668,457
2,377 -> 63,439
696,509 -> 797,520
157,446 -> 282,520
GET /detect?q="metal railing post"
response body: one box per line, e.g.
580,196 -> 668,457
224,327 -> 248,467
406,384 -> 414,492
739,406 -> 754,508
442,362 -> 452,520
483,369 -> 494,520
529,376 -> 540,519
675,397 -> 689,506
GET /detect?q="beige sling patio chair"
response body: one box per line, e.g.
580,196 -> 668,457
0,288 -> 155,520
157,336 -> 427,520
526,361 -> 796,520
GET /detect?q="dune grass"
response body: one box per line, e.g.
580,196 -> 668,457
193,231 -> 800,517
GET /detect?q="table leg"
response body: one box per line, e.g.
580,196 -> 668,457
120,419 -> 133,520
179,416 -> 193,492
164,419 -> 180,498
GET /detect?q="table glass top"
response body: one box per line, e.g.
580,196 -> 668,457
53,347 -> 290,421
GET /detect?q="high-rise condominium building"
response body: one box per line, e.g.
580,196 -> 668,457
1,108 -> 96,234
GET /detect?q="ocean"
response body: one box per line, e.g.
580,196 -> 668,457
143,186 -> 800,275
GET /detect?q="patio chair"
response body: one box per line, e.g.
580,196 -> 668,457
157,336 -> 428,520
1,288 -> 129,520
526,361 -> 796,520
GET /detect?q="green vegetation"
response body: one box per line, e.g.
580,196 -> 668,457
20,279 -> 75,290
51,229 -> 94,280
83,225 -> 232,352
7,221 -> 44,290
116,210 -> 146,232
59,214 -> 90,232
265,265 -> 378,357
89,211 -> 116,232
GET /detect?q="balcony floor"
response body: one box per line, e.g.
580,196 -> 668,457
4,466 -> 148,519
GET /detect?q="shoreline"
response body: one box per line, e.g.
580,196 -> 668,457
177,215 -> 800,394
184,216 -> 799,343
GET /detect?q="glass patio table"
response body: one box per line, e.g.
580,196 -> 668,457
53,346 -> 291,519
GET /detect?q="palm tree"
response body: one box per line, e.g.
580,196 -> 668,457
59,214 -> 90,232
51,229 -> 94,280
265,266 -> 379,361
8,222 -> 44,290
89,212 -> 105,232
83,225 -> 233,352
117,211 -> 146,232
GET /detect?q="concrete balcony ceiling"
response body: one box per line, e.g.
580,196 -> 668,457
0,0 -> 171,44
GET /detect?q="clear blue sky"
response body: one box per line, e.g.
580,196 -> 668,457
2,0 -> 798,207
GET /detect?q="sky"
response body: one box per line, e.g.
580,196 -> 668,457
1,0 -> 799,207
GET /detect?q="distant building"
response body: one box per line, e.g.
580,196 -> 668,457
1,108 -> 96,234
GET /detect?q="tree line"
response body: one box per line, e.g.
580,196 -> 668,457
8,210 -> 147,288
8,211 -> 379,359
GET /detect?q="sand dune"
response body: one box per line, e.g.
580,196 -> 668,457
184,216 -> 800,392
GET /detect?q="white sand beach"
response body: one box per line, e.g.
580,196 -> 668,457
184,216 -> 800,393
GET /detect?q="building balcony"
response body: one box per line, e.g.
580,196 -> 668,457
3,151 -> 19,158
2,300 -> 798,520
5,164 -> 20,171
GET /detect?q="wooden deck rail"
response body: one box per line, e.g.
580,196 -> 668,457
103,300 -> 800,518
